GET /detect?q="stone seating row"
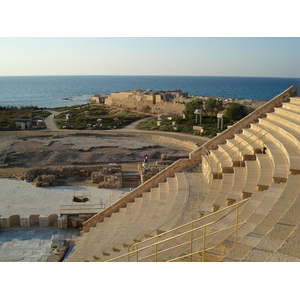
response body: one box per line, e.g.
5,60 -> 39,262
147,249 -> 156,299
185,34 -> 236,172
162,163 -> 289,261
210,97 -> 300,261
65,172 -> 189,262
220,174 -> 300,261
199,99 -> 300,215
111,96 -> 300,262
169,97 -> 300,261
200,153 -> 269,215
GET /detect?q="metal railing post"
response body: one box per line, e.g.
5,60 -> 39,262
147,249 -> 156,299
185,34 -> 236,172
234,206 -> 239,245
155,237 -> 158,262
105,198 -> 249,262
202,226 -> 206,262
190,223 -> 194,262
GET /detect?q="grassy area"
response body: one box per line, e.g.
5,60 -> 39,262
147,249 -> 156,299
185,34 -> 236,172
54,104 -> 147,130
0,106 -> 51,131
135,115 -> 234,137
50,104 -> 88,112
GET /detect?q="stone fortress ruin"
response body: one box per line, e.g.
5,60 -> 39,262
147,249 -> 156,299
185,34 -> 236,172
90,89 -> 266,117
104,89 -> 190,115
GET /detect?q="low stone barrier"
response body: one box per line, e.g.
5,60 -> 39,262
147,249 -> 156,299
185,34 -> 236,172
21,164 -> 123,188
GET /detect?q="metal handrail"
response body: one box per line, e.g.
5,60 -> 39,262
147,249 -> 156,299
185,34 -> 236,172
105,198 -> 248,262
103,188 -> 120,208
124,174 -> 190,249
127,220 -> 247,262
166,221 -> 247,262
129,197 -> 248,251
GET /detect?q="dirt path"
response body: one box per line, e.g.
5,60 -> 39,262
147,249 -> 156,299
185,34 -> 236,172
43,110 -> 63,131
40,110 -> 210,144
0,111 -> 210,179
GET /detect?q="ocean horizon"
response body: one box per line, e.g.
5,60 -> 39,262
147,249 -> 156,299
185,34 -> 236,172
0,75 -> 298,108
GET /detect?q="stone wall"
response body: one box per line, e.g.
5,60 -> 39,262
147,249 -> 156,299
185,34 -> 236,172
141,134 -> 200,151
21,164 -> 122,188
91,168 -> 122,188
104,89 -> 190,116
90,95 -> 106,103
138,163 -> 166,184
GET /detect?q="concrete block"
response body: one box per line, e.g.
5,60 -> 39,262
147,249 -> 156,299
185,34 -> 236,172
20,217 -> 30,227
0,217 -> 10,228
57,216 -> 68,229
39,216 -> 49,227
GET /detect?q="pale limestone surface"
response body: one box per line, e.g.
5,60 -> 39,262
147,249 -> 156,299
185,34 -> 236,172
0,179 -> 130,218
0,227 -> 78,262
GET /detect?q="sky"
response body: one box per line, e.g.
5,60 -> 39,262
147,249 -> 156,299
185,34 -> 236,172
0,1 -> 299,78
0,37 -> 299,77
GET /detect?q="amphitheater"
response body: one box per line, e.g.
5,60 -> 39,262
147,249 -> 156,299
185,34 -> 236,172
63,86 -> 300,262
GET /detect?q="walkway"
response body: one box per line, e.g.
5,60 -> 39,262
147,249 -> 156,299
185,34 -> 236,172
41,110 -> 210,145
43,110 -> 62,131
0,179 -> 131,221
0,227 -> 78,262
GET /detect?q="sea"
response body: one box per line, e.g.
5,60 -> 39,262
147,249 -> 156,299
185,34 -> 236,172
0,75 -> 299,108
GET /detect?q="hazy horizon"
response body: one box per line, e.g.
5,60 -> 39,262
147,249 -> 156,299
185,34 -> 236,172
0,74 -> 299,79
1,37 -> 299,78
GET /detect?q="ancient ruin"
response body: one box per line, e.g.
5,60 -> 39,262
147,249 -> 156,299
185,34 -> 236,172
21,164 -> 123,189
104,89 -> 191,116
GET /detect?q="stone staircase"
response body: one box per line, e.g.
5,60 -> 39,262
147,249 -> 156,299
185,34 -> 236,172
65,172 -> 189,261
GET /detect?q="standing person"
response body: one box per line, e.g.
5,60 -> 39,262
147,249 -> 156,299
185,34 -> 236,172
143,154 -> 148,165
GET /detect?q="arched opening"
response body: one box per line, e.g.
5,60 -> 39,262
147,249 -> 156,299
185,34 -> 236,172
49,214 -> 58,225
30,215 -> 39,226
9,215 -> 20,227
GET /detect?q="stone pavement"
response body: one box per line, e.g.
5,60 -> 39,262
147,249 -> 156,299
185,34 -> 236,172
0,179 -> 131,220
0,227 -> 79,262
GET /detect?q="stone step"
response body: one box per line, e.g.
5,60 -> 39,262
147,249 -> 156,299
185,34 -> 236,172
267,112 -> 300,133
242,160 -> 259,198
274,106 -> 300,123
289,96 -> 300,105
244,127 -> 289,183
226,167 -> 247,203
88,173 -> 189,261
251,122 -> 300,174
222,174 -> 299,262
256,153 -> 273,190
212,173 -> 234,212
282,101 -> 300,113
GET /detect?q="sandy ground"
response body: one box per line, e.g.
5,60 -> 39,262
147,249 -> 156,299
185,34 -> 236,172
0,113 -> 210,179
0,133 -> 192,178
